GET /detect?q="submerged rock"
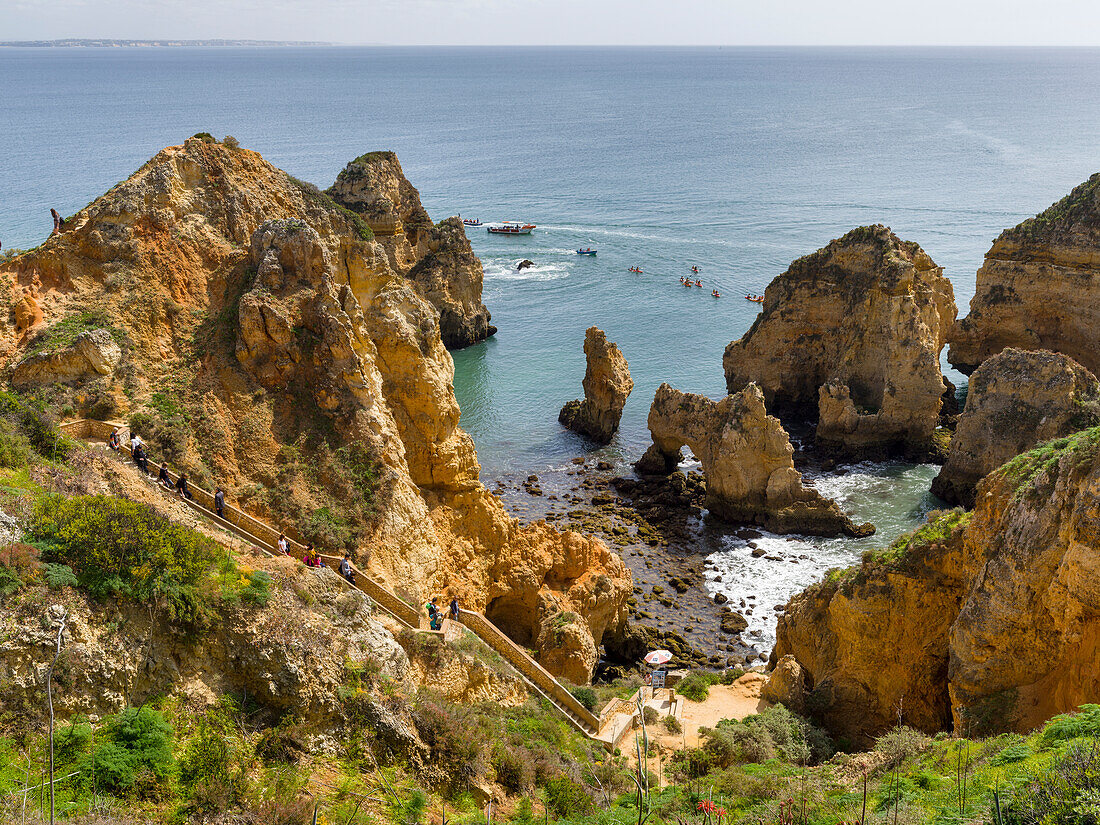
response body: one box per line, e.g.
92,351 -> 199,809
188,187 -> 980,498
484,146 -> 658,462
641,382 -> 873,537
724,225 -> 956,460
559,327 -> 634,444
949,173 -> 1100,376
932,348 -> 1100,506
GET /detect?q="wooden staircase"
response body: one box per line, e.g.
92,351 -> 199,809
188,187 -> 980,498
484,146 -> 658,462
61,419 -> 617,743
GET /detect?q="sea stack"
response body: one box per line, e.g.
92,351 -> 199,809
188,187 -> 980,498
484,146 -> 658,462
931,348 -> 1100,507
949,172 -> 1100,376
638,382 -> 873,538
724,225 -> 957,460
328,151 -> 495,349
558,327 -> 633,444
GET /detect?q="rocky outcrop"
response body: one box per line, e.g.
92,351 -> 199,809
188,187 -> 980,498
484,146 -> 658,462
775,425 -> 1100,740
12,328 -> 121,389
0,138 -> 629,682
949,174 -> 1100,376
932,349 -> 1100,506
407,217 -> 496,348
640,383 -> 872,537
0,557 -> 410,722
328,151 -> 493,349
724,225 -> 956,460
948,428 -> 1100,733
13,287 -> 43,335
558,327 -> 633,444
762,654 -> 807,714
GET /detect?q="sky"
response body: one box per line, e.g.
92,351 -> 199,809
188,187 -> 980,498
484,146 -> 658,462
4,0 -> 1100,46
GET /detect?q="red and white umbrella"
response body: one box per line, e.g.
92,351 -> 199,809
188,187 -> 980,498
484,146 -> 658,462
644,649 -> 673,666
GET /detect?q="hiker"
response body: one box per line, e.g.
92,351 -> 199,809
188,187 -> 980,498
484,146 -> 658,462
130,432 -> 143,452
278,533 -> 289,555
157,461 -> 173,489
214,486 -> 225,517
133,443 -> 150,474
175,473 -> 193,500
304,543 -> 324,568
449,595 -> 460,622
425,597 -> 441,630
107,428 -> 121,451
338,553 -> 355,585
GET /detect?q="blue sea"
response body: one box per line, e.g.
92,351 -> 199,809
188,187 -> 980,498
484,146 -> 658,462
4,46 -> 1099,648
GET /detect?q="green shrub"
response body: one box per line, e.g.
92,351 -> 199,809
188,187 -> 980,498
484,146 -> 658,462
1003,742 -> 1100,825
1041,704 -> 1100,745
992,743 -> 1032,766
93,706 -> 176,799
28,494 -> 220,617
663,715 -> 682,734
492,746 -> 534,794
44,563 -> 78,589
874,725 -> 930,768
222,135 -> 240,149
191,132 -> 216,142
300,507 -> 353,554
240,570 -> 271,606
0,391 -> 69,460
570,686 -> 598,712
411,700 -> 484,790
677,672 -> 714,703
642,706 -> 660,726
0,420 -> 31,468
542,774 -> 594,818
179,717 -> 229,788
704,704 -> 832,767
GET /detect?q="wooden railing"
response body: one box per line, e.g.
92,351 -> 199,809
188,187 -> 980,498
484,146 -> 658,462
64,418 -> 618,742
456,609 -> 600,733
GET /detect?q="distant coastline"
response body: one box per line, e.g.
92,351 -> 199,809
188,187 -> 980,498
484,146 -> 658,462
0,38 -> 335,48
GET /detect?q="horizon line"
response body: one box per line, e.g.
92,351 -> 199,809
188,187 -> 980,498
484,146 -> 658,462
5,40 -> 1100,49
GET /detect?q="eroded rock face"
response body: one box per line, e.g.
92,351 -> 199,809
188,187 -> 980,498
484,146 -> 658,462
724,225 -> 956,460
0,138 -> 629,682
559,327 -> 633,444
932,349 -> 1100,506
12,328 -> 121,389
642,382 -> 872,537
328,152 -> 494,349
949,174 -> 1100,376
776,426 -> 1100,740
407,217 -> 496,348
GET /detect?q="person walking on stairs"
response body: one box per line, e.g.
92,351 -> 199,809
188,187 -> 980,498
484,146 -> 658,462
339,552 -> 356,585
214,487 -> 226,518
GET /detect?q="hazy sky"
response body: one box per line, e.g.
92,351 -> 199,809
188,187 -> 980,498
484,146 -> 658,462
5,0 -> 1100,45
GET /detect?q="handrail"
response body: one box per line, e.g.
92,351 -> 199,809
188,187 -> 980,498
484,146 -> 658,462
63,418 -> 615,741
456,609 -> 600,732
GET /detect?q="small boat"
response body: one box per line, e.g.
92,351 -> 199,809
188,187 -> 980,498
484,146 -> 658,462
487,221 -> 536,235
629,267 -> 643,273
745,295 -> 764,303
462,218 -> 482,227
576,248 -> 597,256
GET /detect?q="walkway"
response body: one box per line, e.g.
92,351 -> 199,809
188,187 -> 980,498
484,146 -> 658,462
60,419 -> 627,744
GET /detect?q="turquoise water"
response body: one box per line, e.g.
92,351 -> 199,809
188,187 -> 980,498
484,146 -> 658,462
4,47 -> 1099,645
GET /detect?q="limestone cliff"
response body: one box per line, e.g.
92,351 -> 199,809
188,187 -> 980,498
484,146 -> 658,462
0,137 -> 629,681
724,225 -> 956,460
932,348 -> 1100,507
639,383 -> 872,537
328,151 -> 494,349
949,173 -> 1100,376
558,327 -> 633,444
775,426 -> 1100,741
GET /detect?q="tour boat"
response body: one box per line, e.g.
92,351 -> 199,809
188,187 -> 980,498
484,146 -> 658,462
462,218 -> 482,227
487,221 -> 536,235
576,248 -> 596,255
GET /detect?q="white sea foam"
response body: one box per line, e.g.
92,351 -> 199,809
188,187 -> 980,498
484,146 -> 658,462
702,460 -> 940,655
